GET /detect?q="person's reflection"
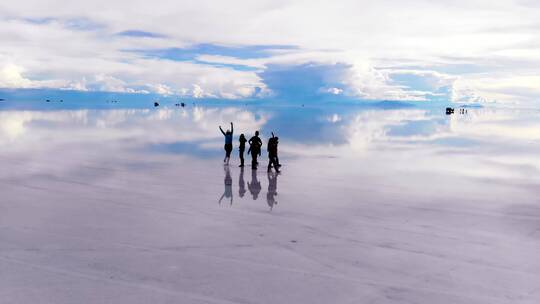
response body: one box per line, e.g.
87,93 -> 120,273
266,171 -> 278,210
238,167 -> 246,198
248,169 -> 261,200
219,166 -> 233,205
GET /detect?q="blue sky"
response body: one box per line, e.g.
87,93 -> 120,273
0,0 -> 539,105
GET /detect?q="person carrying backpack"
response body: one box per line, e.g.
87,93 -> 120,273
248,131 -> 262,170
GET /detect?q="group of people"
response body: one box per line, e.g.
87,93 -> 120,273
219,122 -> 281,172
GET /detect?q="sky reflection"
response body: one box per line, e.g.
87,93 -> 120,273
2,105 -> 540,158
1,104 -> 540,209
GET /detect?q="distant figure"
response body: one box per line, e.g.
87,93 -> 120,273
248,131 -> 262,169
181,102 -> 185,107
272,132 -> 281,166
238,134 -> 247,167
248,169 -> 261,200
267,133 -> 280,173
238,167 -> 246,198
218,166 -> 233,205
219,122 -> 234,165
154,102 -> 159,107
266,171 -> 278,210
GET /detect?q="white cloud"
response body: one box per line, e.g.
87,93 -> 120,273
0,0 -> 539,104
0,64 -> 32,88
148,83 -> 173,96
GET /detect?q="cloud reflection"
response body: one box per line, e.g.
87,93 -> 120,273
1,106 -> 539,186
1,105 -> 540,212
0,107 -> 268,148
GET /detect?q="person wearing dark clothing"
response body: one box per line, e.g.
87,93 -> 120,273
267,136 -> 280,173
267,132 -> 281,172
274,133 -> 281,168
272,132 -> 281,168
238,134 -> 247,167
219,122 -> 234,165
248,131 -> 262,170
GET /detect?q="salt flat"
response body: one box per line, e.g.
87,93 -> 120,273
1,104 -> 540,303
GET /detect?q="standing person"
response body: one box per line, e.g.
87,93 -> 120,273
238,134 -> 247,167
219,122 -> 233,165
248,131 -> 262,170
271,132 -> 281,168
267,136 -> 280,173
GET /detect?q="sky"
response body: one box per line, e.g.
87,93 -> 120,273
0,0 -> 539,105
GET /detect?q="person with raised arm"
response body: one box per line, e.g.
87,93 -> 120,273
219,122 -> 234,165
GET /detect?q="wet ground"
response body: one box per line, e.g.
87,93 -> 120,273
1,102 -> 540,303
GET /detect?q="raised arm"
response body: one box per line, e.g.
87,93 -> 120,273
230,122 -> 234,134
219,126 -> 225,135
271,132 -> 275,138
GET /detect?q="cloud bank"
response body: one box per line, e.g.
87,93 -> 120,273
0,0 -> 539,105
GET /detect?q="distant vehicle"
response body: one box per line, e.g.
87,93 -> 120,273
46,99 -> 51,102
446,107 -> 454,115
0,98 -> 5,101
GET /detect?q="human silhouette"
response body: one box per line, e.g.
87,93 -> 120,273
267,132 -> 280,173
238,133 -> 247,167
272,132 -> 281,168
248,131 -> 262,170
219,122 -> 234,165
238,167 -> 246,198
248,168 -> 261,200
219,166 -> 233,205
266,171 -> 278,210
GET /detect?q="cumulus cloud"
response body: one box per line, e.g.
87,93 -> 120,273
0,64 -> 32,88
0,0 -> 539,104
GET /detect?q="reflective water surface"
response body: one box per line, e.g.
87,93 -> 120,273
1,103 -> 540,303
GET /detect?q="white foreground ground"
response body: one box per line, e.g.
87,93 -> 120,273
1,107 -> 540,303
